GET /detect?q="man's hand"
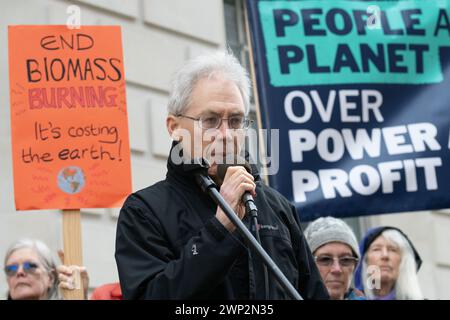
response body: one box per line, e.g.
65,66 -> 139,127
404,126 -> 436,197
215,166 -> 256,232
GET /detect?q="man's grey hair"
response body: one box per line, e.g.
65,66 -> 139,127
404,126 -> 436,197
4,239 -> 61,300
167,50 -> 251,116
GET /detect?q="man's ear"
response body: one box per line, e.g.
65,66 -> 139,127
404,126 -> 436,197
167,114 -> 181,141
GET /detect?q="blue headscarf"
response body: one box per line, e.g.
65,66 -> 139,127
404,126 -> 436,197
354,226 -> 422,292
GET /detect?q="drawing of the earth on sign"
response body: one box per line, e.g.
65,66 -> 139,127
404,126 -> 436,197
57,166 -> 85,194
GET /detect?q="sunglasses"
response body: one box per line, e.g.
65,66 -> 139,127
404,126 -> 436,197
4,261 -> 40,277
314,255 -> 359,268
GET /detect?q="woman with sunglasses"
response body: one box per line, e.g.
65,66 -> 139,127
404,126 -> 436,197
304,217 -> 365,300
4,239 -> 88,300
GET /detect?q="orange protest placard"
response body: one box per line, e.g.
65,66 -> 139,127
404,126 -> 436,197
8,25 -> 132,210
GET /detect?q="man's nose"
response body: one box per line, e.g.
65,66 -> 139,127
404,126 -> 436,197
217,120 -> 233,140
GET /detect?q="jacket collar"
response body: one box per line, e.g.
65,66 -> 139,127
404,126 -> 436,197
166,141 -> 210,190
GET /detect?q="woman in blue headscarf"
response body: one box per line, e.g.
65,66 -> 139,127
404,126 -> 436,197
354,226 -> 423,300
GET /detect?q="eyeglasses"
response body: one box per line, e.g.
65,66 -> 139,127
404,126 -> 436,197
4,261 -> 40,277
176,114 -> 252,130
314,255 -> 359,268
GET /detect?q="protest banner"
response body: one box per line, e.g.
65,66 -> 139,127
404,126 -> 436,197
246,0 -> 450,221
9,25 -> 131,298
9,25 -> 131,210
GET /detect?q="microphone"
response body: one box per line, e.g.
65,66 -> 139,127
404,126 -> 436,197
217,156 -> 270,299
203,156 -> 297,300
216,156 -> 258,216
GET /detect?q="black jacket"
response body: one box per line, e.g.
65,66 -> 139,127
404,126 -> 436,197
115,146 -> 328,300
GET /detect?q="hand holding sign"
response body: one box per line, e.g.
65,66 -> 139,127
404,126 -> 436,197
57,250 -> 89,300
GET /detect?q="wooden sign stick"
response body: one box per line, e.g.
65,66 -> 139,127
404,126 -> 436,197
61,209 -> 84,300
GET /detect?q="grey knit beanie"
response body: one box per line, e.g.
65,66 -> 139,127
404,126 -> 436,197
304,217 -> 360,259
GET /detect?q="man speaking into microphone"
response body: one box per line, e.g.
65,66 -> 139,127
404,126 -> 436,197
115,51 -> 328,300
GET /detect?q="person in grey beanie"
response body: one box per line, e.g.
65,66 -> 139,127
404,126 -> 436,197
304,217 -> 365,300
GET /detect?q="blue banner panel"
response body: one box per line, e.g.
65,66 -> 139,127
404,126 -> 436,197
247,0 -> 450,221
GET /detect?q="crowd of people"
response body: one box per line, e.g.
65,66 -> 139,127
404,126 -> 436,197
2,218 -> 423,300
